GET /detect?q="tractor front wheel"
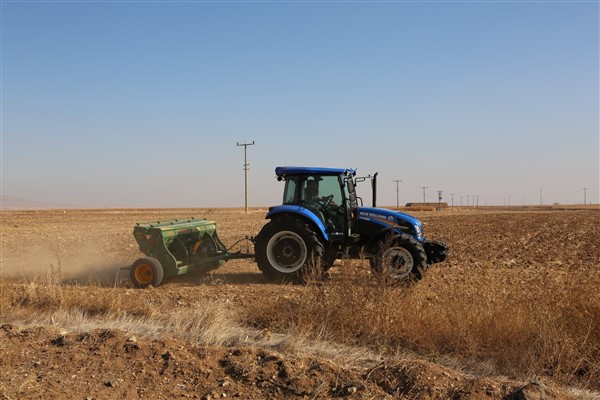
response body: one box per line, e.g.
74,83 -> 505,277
130,257 -> 164,288
255,219 -> 324,283
370,234 -> 427,283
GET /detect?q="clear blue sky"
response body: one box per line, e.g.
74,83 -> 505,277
2,1 -> 598,208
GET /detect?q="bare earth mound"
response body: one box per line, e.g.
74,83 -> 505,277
0,324 -> 561,399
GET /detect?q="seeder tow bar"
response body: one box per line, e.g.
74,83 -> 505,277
123,217 -> 254,288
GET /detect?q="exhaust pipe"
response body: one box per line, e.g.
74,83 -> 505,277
372,172 -> 378,207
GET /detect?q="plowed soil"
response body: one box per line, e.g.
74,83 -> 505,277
1,207 -> 599,399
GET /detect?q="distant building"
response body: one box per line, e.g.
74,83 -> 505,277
405,202 -> 449,209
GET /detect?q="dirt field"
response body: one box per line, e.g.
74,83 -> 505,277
1,207 -> 599,399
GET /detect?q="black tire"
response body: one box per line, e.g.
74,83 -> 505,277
369,234 -> 427,283
255,218 -> 324,283
130,257 -> 164,288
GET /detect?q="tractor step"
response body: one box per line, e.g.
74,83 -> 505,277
329,232 -> 360,243
329,232 -> 345,243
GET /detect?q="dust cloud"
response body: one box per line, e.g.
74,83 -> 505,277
0,241 -> 132,286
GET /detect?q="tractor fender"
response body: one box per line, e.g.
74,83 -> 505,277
265,205 -> 329,241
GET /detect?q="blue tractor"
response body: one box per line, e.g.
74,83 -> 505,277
254,166 -> 448,283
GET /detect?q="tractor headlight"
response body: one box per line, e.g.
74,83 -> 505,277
415,224 -> 424,239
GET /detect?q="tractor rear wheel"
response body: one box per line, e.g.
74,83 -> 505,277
255,218 -> 324,283
370,234 -> 427,283
130,257 -> 164,288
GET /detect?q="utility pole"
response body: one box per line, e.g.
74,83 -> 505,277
583,187 -> 588,204
421,186 -> 428,204
437,190 -> 443,211
237,141 -> 255,213
539,188 -> 543,205
449,193 -> 455,208
393,179 -> 402,211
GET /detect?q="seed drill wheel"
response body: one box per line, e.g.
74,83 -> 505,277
130,257 -> 164,288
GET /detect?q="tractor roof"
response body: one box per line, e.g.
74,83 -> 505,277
275,166 -> 356,177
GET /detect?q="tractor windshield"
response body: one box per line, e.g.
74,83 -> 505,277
282,174 -> 344,208
300,175 -> 342,205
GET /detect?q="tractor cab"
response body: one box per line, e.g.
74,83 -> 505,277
274,167 -> 357,243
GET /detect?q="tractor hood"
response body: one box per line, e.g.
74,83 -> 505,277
357,207 -> 424,240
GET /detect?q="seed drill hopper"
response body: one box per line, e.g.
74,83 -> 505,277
127,217 -> 253,288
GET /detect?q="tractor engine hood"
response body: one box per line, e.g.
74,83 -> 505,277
357,207 -> 424,240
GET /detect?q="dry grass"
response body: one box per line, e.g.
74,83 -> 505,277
1,275 -> 249,348
244,261 -> 600,390
0,274 -> 382,373
9,261 -> 596,390
2,253 -> 599,393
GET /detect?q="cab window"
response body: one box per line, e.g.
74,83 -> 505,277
283,177 -> 299,204
299,175 -> 342,204
318,175 -> 343,205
